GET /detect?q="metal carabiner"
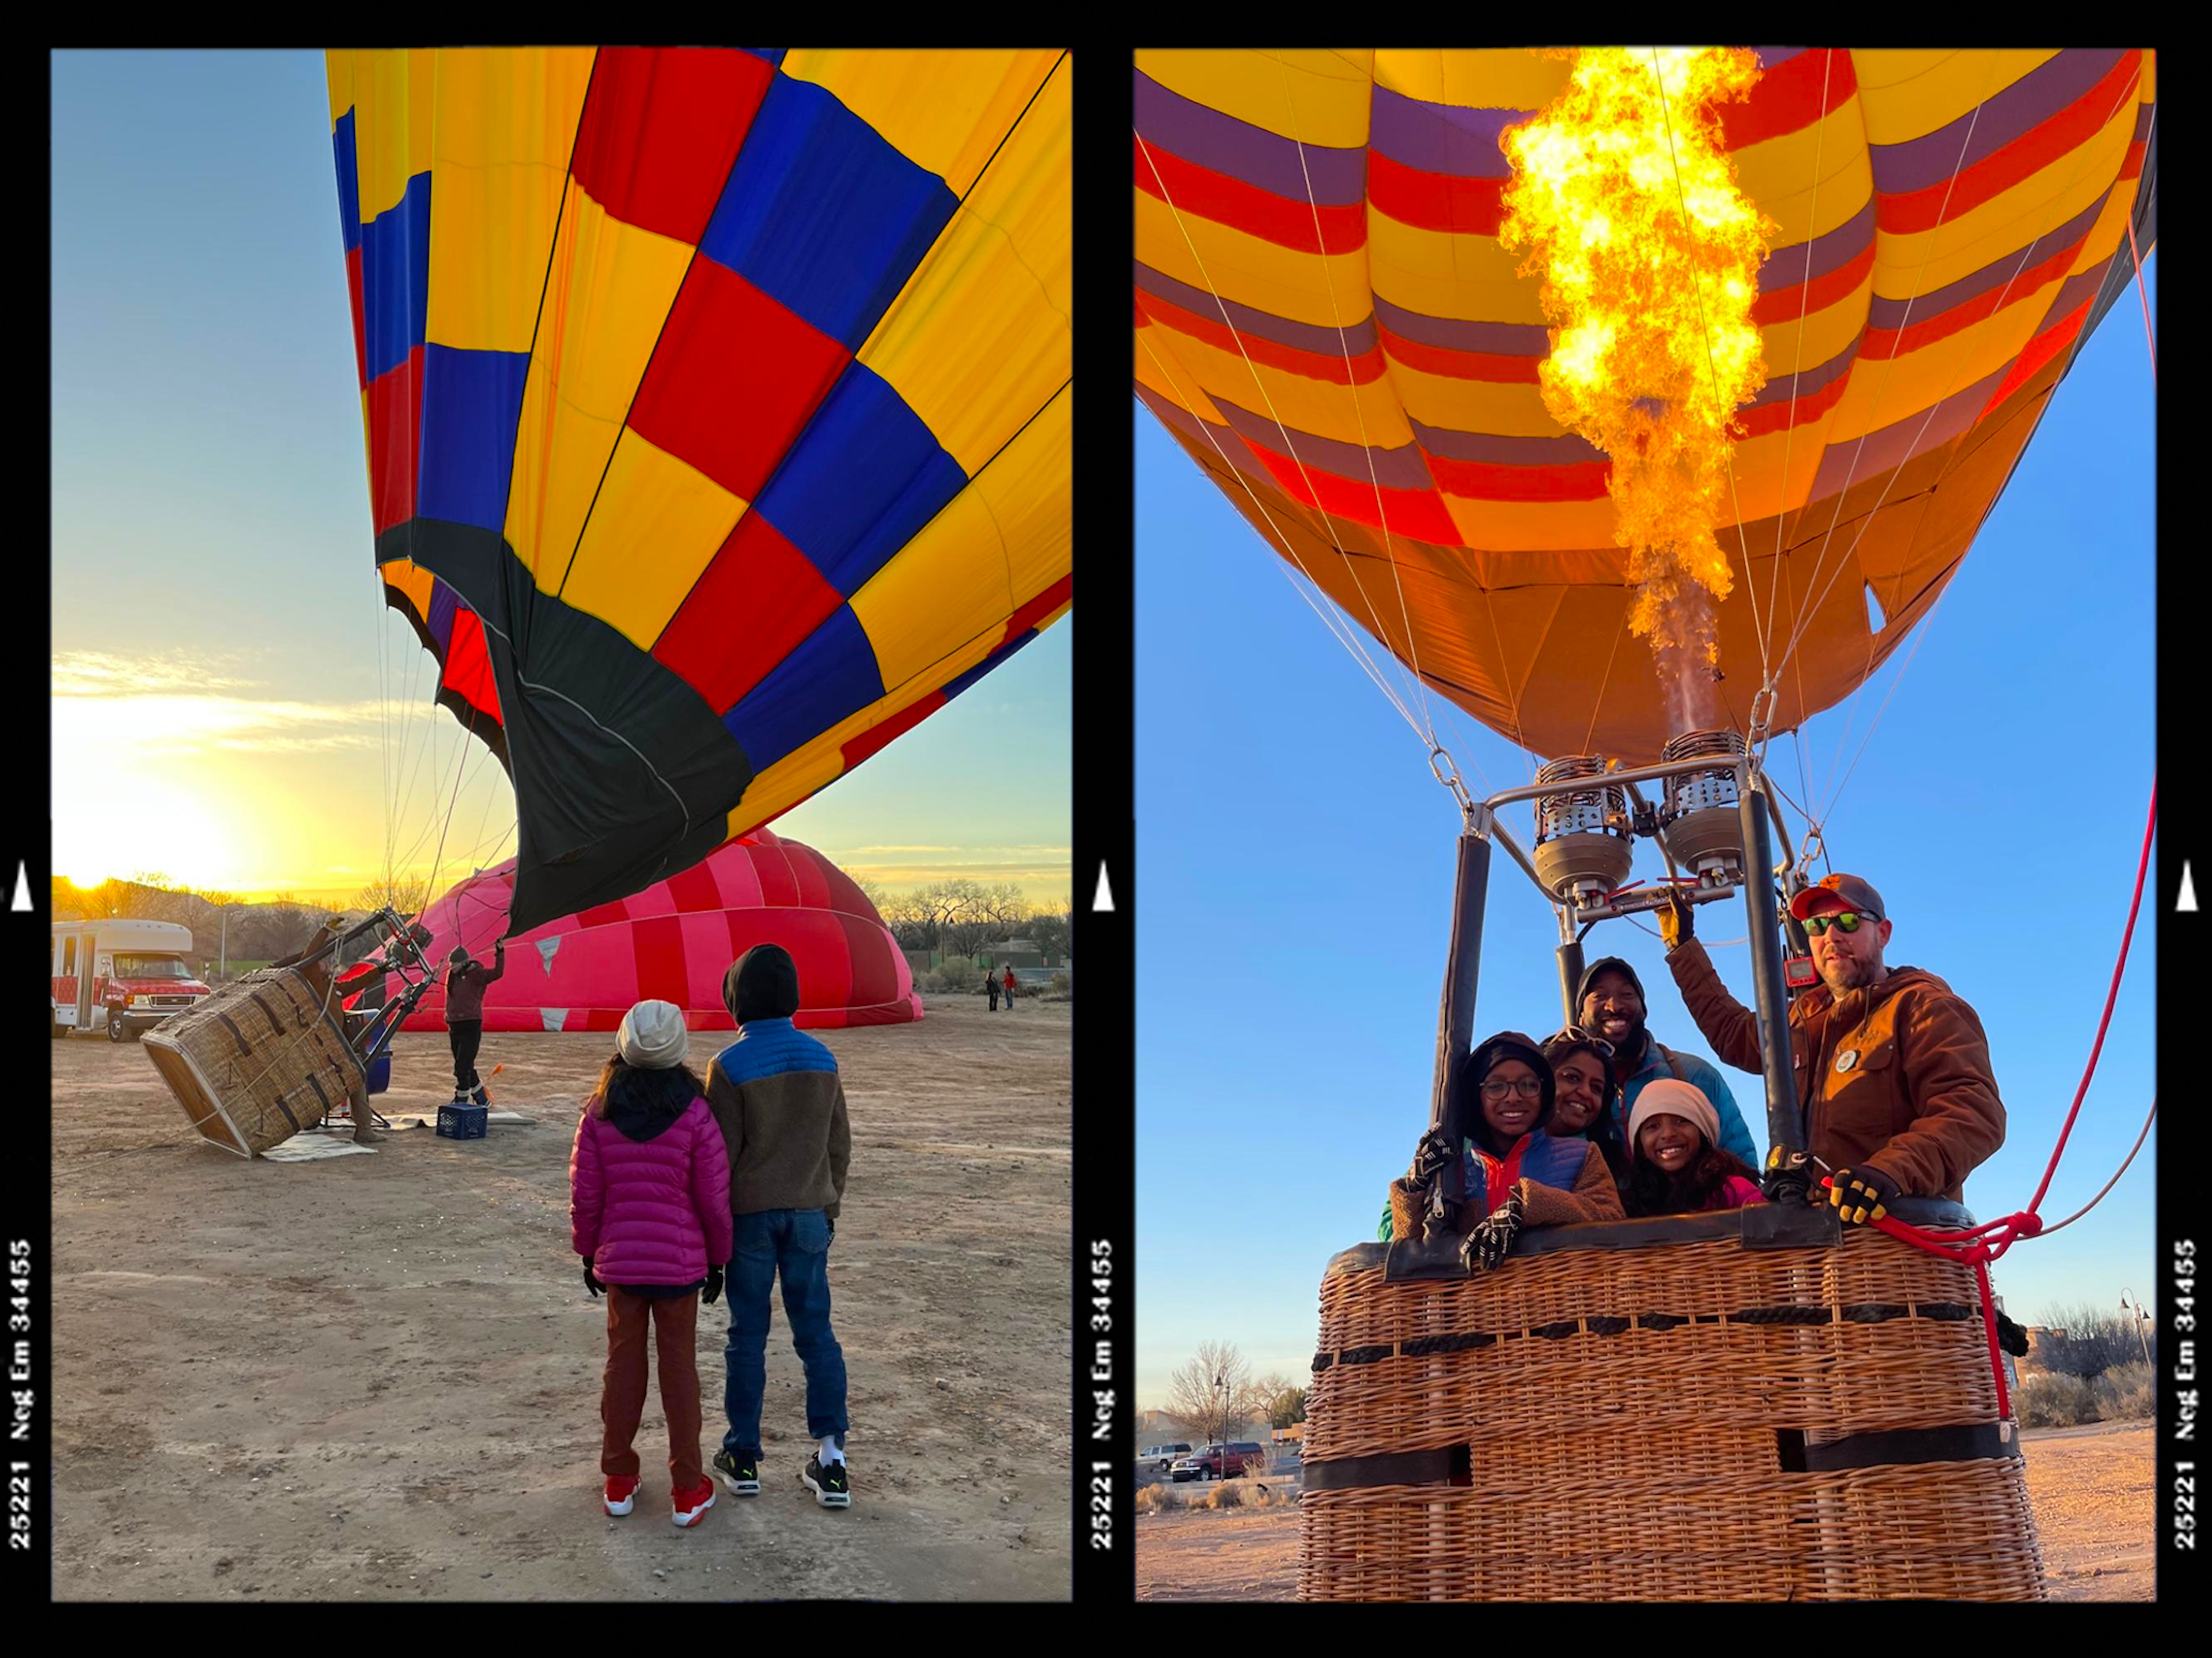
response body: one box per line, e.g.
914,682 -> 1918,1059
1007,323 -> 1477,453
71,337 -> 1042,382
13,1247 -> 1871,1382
1428,744 -> 1476,817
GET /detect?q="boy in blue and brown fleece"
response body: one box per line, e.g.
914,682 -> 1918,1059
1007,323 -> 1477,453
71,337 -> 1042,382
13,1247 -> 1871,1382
704,945 -> 854,1509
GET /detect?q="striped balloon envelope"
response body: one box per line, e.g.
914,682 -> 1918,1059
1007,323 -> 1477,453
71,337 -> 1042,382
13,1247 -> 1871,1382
359,828 -> 921,1033
1135,49 -> 2155,763
328,48 -> 1071,934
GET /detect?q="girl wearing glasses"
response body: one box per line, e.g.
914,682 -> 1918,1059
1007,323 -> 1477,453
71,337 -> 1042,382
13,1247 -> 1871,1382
1382,1031 -> 1624,1257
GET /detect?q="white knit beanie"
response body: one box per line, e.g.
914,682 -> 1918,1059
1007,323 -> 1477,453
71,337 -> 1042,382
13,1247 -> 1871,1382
1627,1078 -> 1721,1160
616,1000 -> 689,1070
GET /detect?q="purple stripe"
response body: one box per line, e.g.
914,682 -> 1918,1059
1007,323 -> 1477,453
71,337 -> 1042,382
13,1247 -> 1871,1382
1864,190 -> 2107,332
2134,100 -> 2154,141
1372,293 -> 1547,357
1745,341 -> 1858,408
1752,48 -> 1808,70
1134,68 -> 1366,205
1869,49 -> 2130,196
1803,359 -> 2010,504
1215,399 -> 1435,491
1759,198 -> 1876,294
426,580 -> 459,652
2041,263 -> 2109,329
1366,84 -> 1521,179
1135,259 -> 1378,357
1408,419 -> 1601,467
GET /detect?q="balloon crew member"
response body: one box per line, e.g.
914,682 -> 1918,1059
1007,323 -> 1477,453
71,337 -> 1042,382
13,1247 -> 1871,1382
569,1000 -> 733,1528
704,945 -> 854,1509
1380,1031 -> 1624,1269
1002,964 -> 1017,1009
1660,874 -> 2006,1221
1541,1028 -> 1629,1187
987,971 -> 1000,1011
444,940 -> 505,1105
1577,956 -> 1760,1171
1619,1079 -> 1764,1218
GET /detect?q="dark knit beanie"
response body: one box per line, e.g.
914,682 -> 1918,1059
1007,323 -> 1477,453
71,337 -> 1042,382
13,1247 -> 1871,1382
1575,956 -> 1646,1012
725,944 -> 801,1023
1457,1029 -> 1556,1145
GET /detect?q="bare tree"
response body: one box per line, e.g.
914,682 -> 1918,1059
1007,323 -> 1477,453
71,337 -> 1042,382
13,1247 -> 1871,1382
1166,1339 -> 1257,1455
350,875 -> 431,918
851,876 -> 891,917
942,880 -> 1025,959
1025,896 -> 1075,961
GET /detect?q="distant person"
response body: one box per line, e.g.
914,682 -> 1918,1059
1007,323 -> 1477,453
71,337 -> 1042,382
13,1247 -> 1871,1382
1002,964 -> 1017,1009
1660,873 -> 2005,1220
276,919 -> 383,1144
1619,1079 -> 1764,1218
1541,1028 -> 1628,1187
705,944 -> 854,1509
987,971 -> 999,1011
1577,955 -> 1760,1171
1380,1032 -> 1624,1268
445,939 -> 506,1105
569,999 -> 732,1528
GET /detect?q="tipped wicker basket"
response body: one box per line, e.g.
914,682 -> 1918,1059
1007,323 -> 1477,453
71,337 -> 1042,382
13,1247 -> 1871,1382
142,968 -> 366,1158
1300,1212 -> 2044,1601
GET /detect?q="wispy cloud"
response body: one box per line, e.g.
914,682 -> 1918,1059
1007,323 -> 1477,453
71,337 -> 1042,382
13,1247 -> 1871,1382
52,650 -> 388,754
52,649 -> 261,698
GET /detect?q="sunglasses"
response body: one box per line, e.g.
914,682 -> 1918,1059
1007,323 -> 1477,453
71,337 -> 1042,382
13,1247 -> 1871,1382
1801,911 -> 1874,936
1546,1025 -> 1616,1059
1478,1078 -> 1544,1101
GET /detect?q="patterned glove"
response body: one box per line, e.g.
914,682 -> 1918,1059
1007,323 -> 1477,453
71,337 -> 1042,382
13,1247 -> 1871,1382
1459,1186 -> 1525,1272
1406,1127 -> 1457,1187
1658,889 -> 1695,952
1817,1165 -> 1901,1225
702,1264 -> 725,1306
582,1258 -> 605,1299
1763,1146 -> 1813,1204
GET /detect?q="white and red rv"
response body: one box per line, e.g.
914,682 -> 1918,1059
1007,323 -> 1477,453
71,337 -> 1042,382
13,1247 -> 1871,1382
50,919 -> 211,1042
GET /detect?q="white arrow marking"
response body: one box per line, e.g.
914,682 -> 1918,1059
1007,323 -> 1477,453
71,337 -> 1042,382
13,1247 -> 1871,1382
2181,861 -> 2199,914
10,861 -> 28,912
1093,860 -> 1116,913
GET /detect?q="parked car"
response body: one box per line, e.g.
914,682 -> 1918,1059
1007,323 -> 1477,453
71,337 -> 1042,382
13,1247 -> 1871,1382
1171,1442 -> 1266,1482
1138,1443 -> 1192,1477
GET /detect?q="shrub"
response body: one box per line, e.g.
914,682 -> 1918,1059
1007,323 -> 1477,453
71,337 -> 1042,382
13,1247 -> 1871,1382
2016,1371 -> 2099,1429
920,960 -> 983,995
1204,1479 -> 1245,1509
1134,1484 -> 1180,1514
2093,1361 -> 2154,1422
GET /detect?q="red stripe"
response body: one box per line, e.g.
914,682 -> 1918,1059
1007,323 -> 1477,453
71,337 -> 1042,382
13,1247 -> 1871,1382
1141,286 -> 1385,386
1733,366 -> 1850,440
837,911 -> 895,1007
439,607 -> 504,729
2118,138 -> 2146,184
1715,48 -> 1858,152
753,845 -> 800,908
1252,447 -> 1461,544
653,510 -> 843,716
570,47 -> 772,244
631,915 -> 688,1005
575,900 -> 631,931
346,246 -> 367,391
1429,452 -> 1611,503
1859,233 -> 2079,362
1365,149 -> 1505,236
1751,240 -> 1875,327
840,689 -> 944,771
1376,319 -> 1542,384
1134,135 -> 1365,255
1003,571 -> 1074,643
1876,51 -> 2140,236
664,861 -> 721,915
365,346 -> 425,536
1978,297 -> 2089,422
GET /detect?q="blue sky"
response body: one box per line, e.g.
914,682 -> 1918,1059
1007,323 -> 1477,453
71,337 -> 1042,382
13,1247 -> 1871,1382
50,50 -> 1070,903
1135,259 -> 2157,1406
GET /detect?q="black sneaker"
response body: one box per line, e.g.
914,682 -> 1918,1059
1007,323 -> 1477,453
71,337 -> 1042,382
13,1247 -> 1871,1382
713,1448 -> 760,1496
469,1087 -> 491,1106
801,1453 -> 851,1508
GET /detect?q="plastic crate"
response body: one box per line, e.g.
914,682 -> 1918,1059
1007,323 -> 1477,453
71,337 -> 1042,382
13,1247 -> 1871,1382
437,1101 -> 488,1140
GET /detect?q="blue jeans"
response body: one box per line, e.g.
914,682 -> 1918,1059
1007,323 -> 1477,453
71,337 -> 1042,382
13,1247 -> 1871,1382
721,1207 -> 848,1458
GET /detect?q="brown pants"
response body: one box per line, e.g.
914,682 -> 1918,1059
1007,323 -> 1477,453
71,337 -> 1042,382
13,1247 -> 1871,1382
600,1288 -> 703,1492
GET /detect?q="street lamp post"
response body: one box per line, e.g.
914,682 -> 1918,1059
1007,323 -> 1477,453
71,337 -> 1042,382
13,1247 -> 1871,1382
2118,1292 -> 2153,1366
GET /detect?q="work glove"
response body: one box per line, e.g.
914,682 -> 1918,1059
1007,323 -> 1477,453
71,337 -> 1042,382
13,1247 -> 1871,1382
582,1256 -> 605,1299
827,1218 -> 835,1246
1763,1146 -> 1813,1205
1459,1186 -> 1525,1273
702,1264 -> 725,1306
1658,889 -> 1695,952
1406,1127 -> 1457,1188
1816,1165 -> 1901,1226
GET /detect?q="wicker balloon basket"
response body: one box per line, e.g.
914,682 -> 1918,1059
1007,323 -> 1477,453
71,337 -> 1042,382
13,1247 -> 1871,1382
142,968 -> 367,1158
1299,1212 -> 2044,1601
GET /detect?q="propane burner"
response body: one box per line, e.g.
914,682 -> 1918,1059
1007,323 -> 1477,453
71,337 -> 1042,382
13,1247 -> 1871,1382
1530,756 -> 1634,907
1657,729 -> 1747,884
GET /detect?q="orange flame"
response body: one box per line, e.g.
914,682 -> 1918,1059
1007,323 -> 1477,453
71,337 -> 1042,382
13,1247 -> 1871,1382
1501,48 -> 1775,718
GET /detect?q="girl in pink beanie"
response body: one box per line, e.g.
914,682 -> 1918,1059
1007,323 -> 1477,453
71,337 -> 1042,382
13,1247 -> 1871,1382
1621,1078 -> 1764,1218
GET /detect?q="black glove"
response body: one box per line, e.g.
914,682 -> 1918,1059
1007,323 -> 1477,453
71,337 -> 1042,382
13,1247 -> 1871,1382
1406,1127 -> 1457,1187
826,1218 -> 835,1245
1816,1164 -> 1900,1226
1763,1146 -> 1813,1204
702,1264 -> 724,1306
1658,888 -> 1695,952
1459,1186 -> 1525,1272
582,1257 -> 605,1298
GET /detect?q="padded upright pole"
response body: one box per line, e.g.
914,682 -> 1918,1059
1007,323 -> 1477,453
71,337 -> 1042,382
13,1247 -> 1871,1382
1737,777 -> 1803,1157
1429,819 -> 1492,1135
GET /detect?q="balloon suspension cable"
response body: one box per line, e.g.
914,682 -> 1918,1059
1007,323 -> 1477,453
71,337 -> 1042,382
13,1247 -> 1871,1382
1427,744 -> 1478,822
2125,206 -> 2156,386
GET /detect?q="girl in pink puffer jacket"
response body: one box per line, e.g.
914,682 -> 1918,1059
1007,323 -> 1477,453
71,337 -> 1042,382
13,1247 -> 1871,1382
570,1000 -> 733,1528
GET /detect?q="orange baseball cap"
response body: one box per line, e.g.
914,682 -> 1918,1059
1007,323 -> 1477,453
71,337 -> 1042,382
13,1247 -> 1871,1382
1790,873 -> 1885,922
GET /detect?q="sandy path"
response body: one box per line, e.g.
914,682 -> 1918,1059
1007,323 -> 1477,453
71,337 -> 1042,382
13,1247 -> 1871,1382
1134,1420 -> 2155,1601
51,998 -> 1070,1600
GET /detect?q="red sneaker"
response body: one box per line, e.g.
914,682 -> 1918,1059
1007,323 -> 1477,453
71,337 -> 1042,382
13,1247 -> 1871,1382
604,1475 -> 640,1516
671,1480 -> 716,1528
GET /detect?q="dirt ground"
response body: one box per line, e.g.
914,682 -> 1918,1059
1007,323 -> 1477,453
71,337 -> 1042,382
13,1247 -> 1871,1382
1135,1419 -> 2156,1602
49,996 -> 1071,1601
